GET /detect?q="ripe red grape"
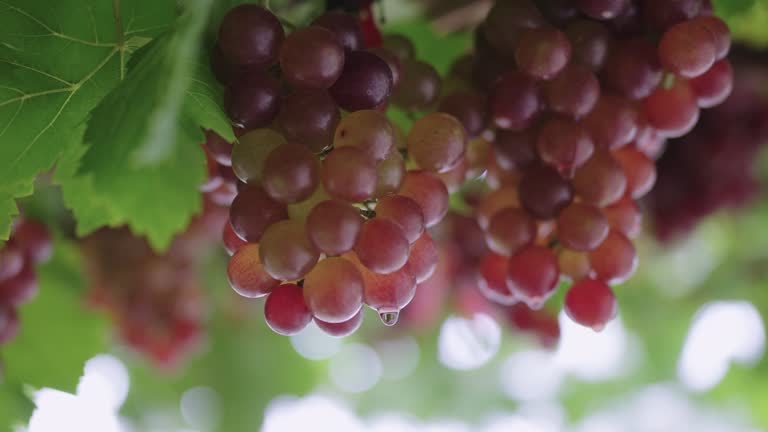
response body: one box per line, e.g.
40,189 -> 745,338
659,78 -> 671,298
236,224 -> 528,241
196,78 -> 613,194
507,245 -> 560,309
489,71 -> 542,131
573,150 -> 627,206
483,0 -> 544,57
690,59 -> 733,108
494,129 -> 538,171
280,26 -> 345,89
278,89 -> 340,153
584,94 -> 638,149
603,197 -> 642,239
231,129 -> 286,184
536,118 -> 595,177
407,232 -> 438,283
407,112 -> 467,173
515,27 -> 571,80
565,20 -> 611,71
439,92 -> 488,138
227,244 -> 279,298
330,50 -> 393,111
564,278 -> 617,331
519,165 -> 574,219
354,218 -> 410,274
544,64 -> 600,119
303,257 -> 364,323
306,200 -> 364,256
613,147 -> 657,199
375,195 -> 425,244
486,207 -> 537,257
476,185 -> 521,230
321,147 -> 377,202
478,252 -> 518,305
264,284 -> 313,336
333,110 -> 395,162
398,171 -> 449,228
392,60 -> 442,111
313,11 -> 363,51
224,73 -> 281,130
692,15 -> 731,60
229,185 -> 288,243
588,230 -> 638,284
659,20 -> 717,78
557,203 -> 610,251
217,5 -> 284,68
602,38 -> 663,100
375,149 -> 406,197
315,309 -> 363,337
262,143 -> 320,204
383,34 -> 416,62
558,248 -> 592,282
643,77 -> 699,137
259,220 -> 319,281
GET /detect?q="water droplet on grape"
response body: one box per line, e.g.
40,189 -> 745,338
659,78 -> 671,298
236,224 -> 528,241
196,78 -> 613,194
379,310 -> 400,326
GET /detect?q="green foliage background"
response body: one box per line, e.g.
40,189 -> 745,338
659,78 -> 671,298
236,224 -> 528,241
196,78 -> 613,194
1,0 -> 768,431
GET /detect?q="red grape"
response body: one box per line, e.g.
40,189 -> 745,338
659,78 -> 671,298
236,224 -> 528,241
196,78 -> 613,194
588,230 -> 638,284
321,147 -> 377,202
264,284 -> 312,336
354,218 -> 410,274
507,245 -> 560,309
259,220 -> 320,281
478,252 -> 518,305
398,171 -> 449,227
557,203 -> 610,251
564,278 -> 617,331
306,200 -> 364,256
486,208 -> 537,257
217,5 -> 284,68
303,257 -> 364,323
515,27 -> 571,80
315,310 -> 363,337
227,244 -> 279,298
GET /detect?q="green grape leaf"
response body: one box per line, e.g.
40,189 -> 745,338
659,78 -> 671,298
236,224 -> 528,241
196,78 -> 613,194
0,0 -> 177,241
0,384 -> 35,432
72,0 -> 230,251
3,236 -> 109,394
713,0 -> 757,17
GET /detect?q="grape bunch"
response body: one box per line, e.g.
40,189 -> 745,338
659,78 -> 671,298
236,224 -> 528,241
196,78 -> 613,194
649,45 -> 768,242
441,0 -> 734,331
211,4 -> 462,337
82,202 -> 227,368
0,219 -> 52,346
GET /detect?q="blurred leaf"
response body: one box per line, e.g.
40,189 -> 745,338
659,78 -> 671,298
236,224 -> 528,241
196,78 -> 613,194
3,237 -> 109,392
713,0 -> 757,17
0,384 -> 35,432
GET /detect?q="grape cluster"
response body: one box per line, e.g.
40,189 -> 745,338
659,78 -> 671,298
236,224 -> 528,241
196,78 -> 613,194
446,0 -> 734,331
211,4 -> 462,337
649,45 -> 768,242
0,219 -> 51,346
82,203 -> 226,368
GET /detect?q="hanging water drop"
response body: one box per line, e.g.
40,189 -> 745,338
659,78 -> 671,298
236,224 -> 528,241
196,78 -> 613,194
379,310 -> 400,326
